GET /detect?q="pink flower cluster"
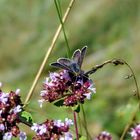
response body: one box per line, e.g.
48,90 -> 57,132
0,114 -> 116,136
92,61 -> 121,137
0,83 -> 26,140
94,131 -> 112,140
31,118 -> 73,140
130,124 -> 140,140
39,70 -> 96,107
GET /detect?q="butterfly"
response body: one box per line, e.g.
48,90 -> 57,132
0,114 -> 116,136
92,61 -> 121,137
51,46 -> 87,78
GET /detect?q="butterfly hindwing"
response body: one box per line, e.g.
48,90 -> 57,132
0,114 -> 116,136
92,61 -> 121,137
58,58 -> 71,67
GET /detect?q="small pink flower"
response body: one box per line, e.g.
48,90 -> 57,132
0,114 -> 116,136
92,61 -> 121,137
32,118 -> 73,140
94,131 -> 112,140
0,85 -> 25,139
130,124 -> 140,140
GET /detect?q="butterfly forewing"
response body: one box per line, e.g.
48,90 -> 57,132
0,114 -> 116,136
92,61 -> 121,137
72,49 -> 81,67
80,46 -> 87,68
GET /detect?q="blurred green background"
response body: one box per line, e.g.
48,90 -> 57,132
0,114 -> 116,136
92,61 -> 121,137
0,0 -> 140,139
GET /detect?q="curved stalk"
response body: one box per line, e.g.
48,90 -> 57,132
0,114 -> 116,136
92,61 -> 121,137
86,58 -> 140,139
119,60 -> 140,140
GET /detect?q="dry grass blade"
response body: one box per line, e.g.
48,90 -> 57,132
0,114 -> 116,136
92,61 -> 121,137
24,0 -> 76,107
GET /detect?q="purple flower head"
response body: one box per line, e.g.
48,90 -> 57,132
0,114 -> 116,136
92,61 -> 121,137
95,131 -> 112,140
39,47 -> 96,107
64,79 -> 96,106
32,118 -> 73,140
0,86 -> 25,139
40,70 -> 70,104
130,124 -> 140,140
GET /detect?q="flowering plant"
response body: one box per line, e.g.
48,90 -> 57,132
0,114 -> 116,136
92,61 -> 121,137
0,45 -> 139,140
0,1 -> 139,139
39,47 -> 96,108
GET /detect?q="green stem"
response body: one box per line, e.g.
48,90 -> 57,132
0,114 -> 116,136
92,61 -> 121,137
123,61 -> 140,102
57,0 -> 62,18
54,0 -> 71,58
81,104 -> 91,140
77,112 -> 83,136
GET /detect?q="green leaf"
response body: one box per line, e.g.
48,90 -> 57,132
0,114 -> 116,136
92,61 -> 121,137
79,136 -> 87,140
20,111 -> 33,123
54,99 -> 64,107
72,104 -> 80,113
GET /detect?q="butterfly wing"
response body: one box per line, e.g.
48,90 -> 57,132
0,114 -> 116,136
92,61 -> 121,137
72,49 -> 81,67
50,62 -> 72,72
58,58 -> 71,67
80,46 -> 87,68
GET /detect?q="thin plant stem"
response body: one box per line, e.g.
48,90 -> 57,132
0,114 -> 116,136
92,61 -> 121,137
77,112 -> 83,136
24,0 -> 75,107
54,2 -> 81,139
57,0 -> 62,18
123,61 -> 140,101
54,0 -> 71,57
73,111 -> 79,140
81,104 -> 91,140
119,60 -> 140,140
86,59 -> 140,101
